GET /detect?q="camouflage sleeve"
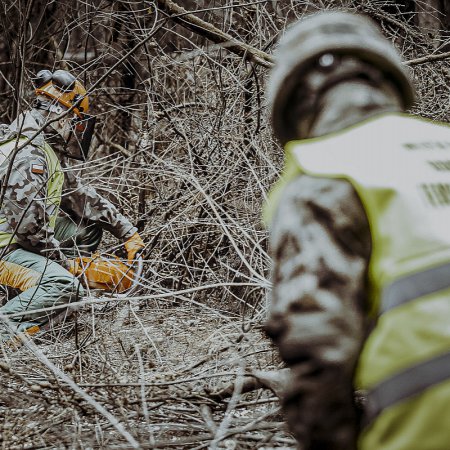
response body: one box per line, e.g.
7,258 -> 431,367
61,170 -> 137,240
1,146 -> 65,261
265,175 -> 371,450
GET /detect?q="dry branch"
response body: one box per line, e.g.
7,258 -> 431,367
207,368 -> 290,401
405,50 -> 450,66
155,0 -> 275,68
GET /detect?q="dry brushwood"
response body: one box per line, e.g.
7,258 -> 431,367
0,0 -> 449,448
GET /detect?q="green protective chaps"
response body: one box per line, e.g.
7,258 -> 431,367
0,217 -> 102,339
54,215 -> 103,258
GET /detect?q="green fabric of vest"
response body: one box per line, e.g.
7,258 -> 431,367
0,139 -> 63,247
265,113 -> 450,449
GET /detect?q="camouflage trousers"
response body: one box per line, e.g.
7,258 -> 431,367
0,218 -> 102,340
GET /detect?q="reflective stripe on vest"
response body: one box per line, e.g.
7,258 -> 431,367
365,350 -> 450,425
381,260 -> 450,314
0,138 -> 63,247
269,113 -> 450,440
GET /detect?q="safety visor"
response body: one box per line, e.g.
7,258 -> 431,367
35,100 -> 96,161
53,115 -> 96,161
72,113 -> 96,160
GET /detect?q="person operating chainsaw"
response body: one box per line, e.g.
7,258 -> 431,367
0,69 -> 145,342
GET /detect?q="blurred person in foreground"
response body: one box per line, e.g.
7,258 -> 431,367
264,10 -> 450,450
0,69 -> 144,343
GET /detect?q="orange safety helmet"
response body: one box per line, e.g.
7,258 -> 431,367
33,69 -> 96,160
34,69 -> 89,118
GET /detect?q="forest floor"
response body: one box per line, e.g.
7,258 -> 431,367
1,293 -> 294,449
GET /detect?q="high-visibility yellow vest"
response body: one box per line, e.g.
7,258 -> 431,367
266,113 -> 450,449
0,138 -> 63,248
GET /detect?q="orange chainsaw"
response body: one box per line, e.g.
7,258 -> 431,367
70,252 -> 144,294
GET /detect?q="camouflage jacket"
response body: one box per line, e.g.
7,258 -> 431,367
266,174 -> 371,450
0,110 -> 137,260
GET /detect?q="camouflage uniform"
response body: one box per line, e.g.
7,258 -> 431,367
266,176 -> 370,449
0,109 -> 137,339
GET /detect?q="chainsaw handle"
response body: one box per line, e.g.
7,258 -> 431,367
131,254 -> 144,289
115,253 -> 143,297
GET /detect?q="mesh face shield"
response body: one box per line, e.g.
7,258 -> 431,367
69,113 -> 96,161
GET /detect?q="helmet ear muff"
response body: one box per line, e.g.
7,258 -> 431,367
34,70 -> 53,89
52,70 -> 76,92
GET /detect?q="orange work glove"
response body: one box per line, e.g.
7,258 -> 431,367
124,232 -> 145,262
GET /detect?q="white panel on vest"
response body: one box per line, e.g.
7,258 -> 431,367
290,113 -> 450,277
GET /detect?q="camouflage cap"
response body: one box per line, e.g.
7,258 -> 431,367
268,11 -> 416,144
